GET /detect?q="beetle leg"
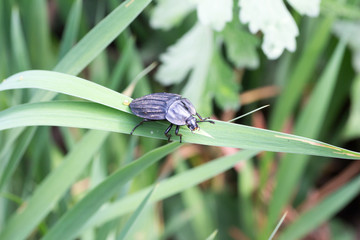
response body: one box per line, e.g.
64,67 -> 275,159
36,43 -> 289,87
175,125 -> 183,143
164,124 -> 173,142
196,113 -> 215,124
130,119 -> 149,135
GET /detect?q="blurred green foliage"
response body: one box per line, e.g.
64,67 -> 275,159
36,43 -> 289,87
1,0 -> 360,239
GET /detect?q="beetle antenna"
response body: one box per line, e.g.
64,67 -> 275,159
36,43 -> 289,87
196,119 -> 215,124
228,104 -> 270,123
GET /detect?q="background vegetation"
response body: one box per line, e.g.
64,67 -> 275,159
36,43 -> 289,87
0,0 -> 360,239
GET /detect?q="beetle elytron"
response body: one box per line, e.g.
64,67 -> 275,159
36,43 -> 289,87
129,93 -> 214,142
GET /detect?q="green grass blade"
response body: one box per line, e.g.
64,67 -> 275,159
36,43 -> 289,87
321,0 -> 360,20
278,175 -> 360,240
0,127 -> 35,191
259,17 -> 334,188
238,159 -> 256,239
116,185 -> 157,240
81,150 -> 258,232
0,0 -> 152,201
0,100 -> 359,160
269,17 -> 333,131
58,0 -> 82,60
344,73 -> 360,139
0,0 -> 9,78
205,230 -> 218,240
268,212 -> 287,240
54,0 -> 152,75
41,142 -> 179,240
25,0 -> 54,69
108,37 -> 135,90
10,5 -> 30,71
176,161 -> 214,239
0,130 -> 109,240
1,70 -> 132,112
266,39 -> 348,233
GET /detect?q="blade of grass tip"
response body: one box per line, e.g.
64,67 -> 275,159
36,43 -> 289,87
41,143 -> 179,240
193,128 -> 214,139
278,175 -> 360,240
0,130 -> 109,240
116,184 -> 158,240
205,230 -> 218,240
228,105 -> 270,122
268,212 -> 287,240
58,0 -> 82,59
122,61 -> 158,97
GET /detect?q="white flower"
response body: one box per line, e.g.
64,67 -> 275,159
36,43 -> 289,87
287,0 -> 321,17
196,0 -> 233,31
150,0 -> 196,30
150,0 -> 232,32
239,0 -> 299,59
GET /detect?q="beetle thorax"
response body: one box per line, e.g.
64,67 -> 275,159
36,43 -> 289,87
165,99 -> 195,126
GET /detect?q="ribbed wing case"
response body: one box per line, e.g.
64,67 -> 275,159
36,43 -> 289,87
129,93 -> 182,120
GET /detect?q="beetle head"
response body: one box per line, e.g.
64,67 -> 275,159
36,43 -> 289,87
186,116 -> 199,132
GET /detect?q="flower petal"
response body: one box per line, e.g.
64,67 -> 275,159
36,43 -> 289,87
150,0 -> 196,30
196,0 -> 233,31
239,0 -> 299,59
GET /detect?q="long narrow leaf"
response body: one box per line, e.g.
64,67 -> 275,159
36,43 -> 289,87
116,185 -> 157,240
0,101 -> 359,160
10,6 -> 30,71
54,0 -> 152,75
0,128 -> 35,191
81,150 -> 258,232
0,130 -> 109,240
42,143 -> 179,240
0,0 -> 152,179
266,39 -> 348,233
278,175 -> 360,240
58,0 -> 82,59
0,70 -> 132,112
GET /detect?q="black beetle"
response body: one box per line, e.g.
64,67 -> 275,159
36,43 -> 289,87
129,93 -> 214,142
